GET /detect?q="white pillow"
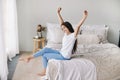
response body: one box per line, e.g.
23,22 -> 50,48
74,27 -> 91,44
77,34 -> 100,44
81,25 -> 109,43
46,23 -> 64,44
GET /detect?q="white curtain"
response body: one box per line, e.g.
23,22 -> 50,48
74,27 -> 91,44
0,1 -> 8,79
0,0 -> 19,80
3,0 -> 19,60
0,0 -> 8,80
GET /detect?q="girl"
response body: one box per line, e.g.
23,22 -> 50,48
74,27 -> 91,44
20,7 -> 88,76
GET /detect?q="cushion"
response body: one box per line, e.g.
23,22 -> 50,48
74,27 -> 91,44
77,34 -> 100,45
81,25 -> 109,43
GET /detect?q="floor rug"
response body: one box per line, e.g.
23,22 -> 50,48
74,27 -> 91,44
8,54 -> 20,80
12,53 -> 44,80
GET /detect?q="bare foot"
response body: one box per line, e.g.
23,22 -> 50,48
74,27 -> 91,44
37,73 -> 46,76
19,58 -> 28,62
37,69 -> 46,76
19,58 -> 26,61
19,56 -> 34,63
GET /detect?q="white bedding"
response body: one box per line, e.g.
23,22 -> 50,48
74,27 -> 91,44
46,58 -> 97,80
45,43 -> 120,80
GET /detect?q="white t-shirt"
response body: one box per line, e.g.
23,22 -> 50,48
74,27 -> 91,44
60,33 -> 76,59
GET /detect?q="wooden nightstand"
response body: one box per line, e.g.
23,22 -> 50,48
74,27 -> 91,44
33,37 -> 45,53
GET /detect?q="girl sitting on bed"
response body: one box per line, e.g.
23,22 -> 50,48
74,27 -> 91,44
20,7 -> 88,76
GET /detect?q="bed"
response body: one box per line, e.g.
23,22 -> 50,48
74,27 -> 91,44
43,23 -> 120,80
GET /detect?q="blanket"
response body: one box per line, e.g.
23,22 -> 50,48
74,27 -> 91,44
45,43 -> 120,80
46,58 -> 96,80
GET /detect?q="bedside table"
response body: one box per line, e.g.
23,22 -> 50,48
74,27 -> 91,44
33,37 -> 45,53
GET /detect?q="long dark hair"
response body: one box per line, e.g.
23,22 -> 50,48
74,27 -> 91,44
61,21 -> 77,54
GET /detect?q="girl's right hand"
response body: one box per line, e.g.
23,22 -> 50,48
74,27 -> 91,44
57,7 -> 62,13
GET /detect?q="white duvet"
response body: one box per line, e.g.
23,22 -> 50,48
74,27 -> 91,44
46,58 -> 96,80
44,43 -> 120,80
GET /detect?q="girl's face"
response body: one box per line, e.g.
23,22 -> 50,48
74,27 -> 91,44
61,25 -> 70,34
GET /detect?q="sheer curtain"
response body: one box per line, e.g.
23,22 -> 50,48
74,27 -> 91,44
0,1 -> 8,79
0,0 -> 19,80
3,0 -> 19,60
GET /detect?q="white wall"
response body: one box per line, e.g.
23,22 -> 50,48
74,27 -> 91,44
17,0 -> 120,51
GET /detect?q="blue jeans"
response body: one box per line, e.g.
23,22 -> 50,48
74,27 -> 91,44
33,47 -> 69,68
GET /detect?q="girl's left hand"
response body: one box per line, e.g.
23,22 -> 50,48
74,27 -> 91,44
57,7 -> 62,13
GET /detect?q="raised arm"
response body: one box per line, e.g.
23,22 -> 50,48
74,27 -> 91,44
74,10 -> 88,37
57,7 -> 64,25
